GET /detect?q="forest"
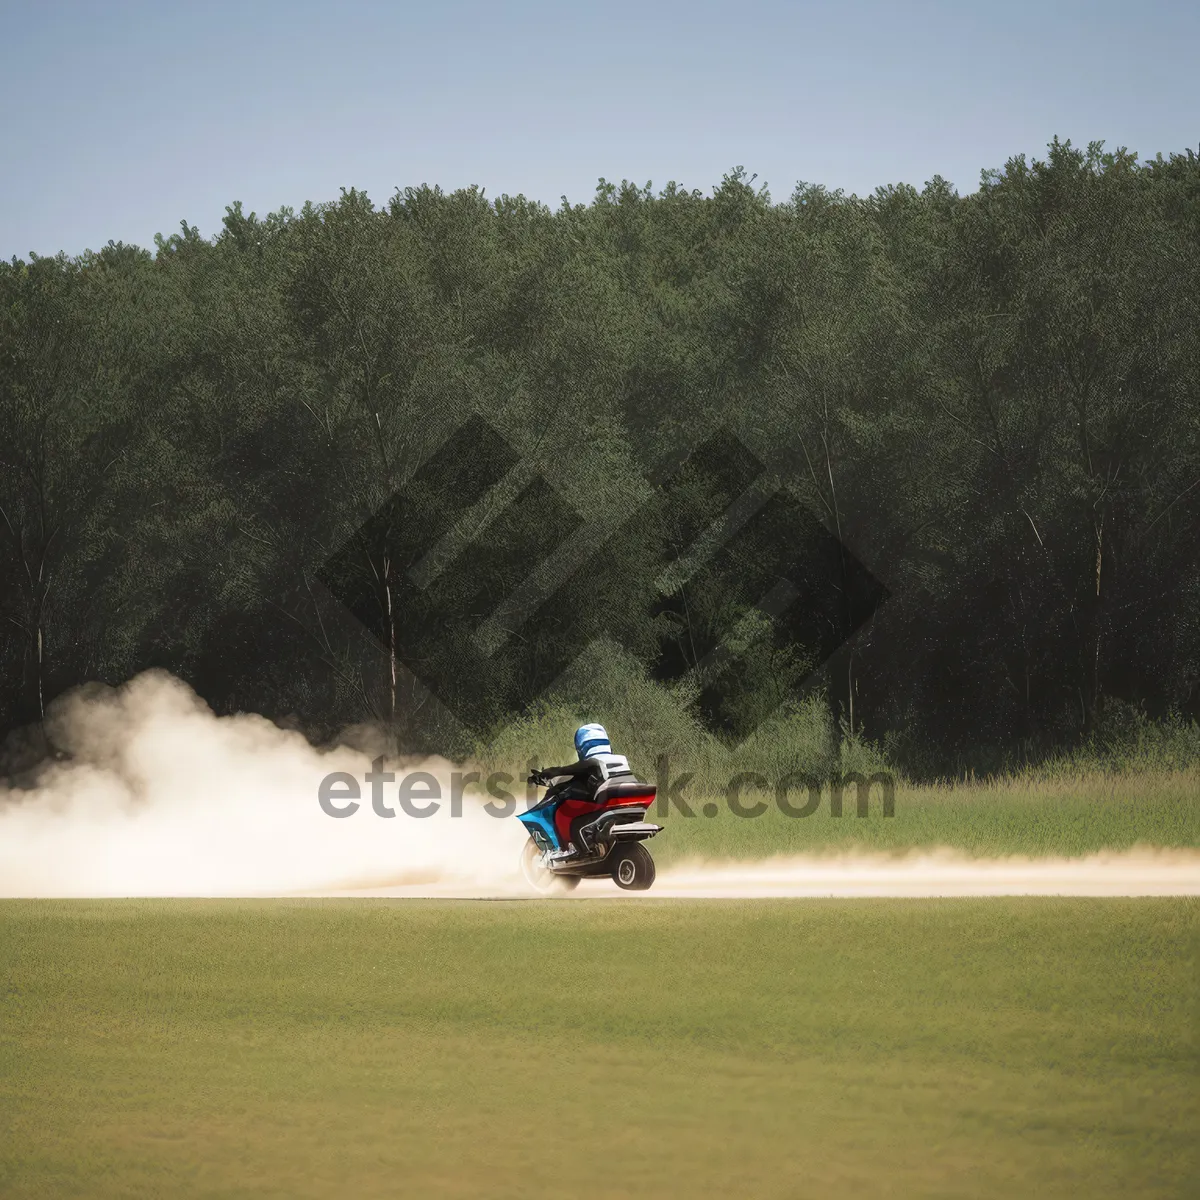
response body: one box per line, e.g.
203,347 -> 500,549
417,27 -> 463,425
2,138 -> 1198,777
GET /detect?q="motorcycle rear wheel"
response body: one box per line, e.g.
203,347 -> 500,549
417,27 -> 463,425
610,842 -> 656,891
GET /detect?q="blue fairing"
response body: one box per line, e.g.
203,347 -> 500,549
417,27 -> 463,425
517,800 -> 563,851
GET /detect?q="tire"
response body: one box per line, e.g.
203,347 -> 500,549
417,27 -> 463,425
521,840 -> 581,894
520,838 -> 556,893
610,842 -> 656,891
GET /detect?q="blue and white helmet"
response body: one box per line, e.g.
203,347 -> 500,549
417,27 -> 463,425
573,723 -> 631,779
574,723 -> 611,760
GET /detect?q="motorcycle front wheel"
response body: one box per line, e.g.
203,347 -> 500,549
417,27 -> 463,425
520,839 -> 580,893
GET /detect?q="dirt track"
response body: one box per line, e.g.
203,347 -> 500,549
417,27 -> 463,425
315,849 -> 1200,899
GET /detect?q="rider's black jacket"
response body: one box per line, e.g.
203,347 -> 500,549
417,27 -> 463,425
539,760 -> 598,782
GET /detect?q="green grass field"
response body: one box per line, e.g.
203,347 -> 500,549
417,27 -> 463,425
2,898 -> 1196,1199
650,770 -> 1200,864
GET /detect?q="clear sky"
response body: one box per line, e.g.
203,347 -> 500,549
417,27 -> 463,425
2,0 -> 1196,259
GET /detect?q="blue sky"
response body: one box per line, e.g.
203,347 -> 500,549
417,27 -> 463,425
2,0 -> 1196,259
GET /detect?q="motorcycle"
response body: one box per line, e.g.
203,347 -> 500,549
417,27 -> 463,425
517,767 -> 661,891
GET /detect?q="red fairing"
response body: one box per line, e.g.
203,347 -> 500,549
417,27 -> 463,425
553,790 -> 656,845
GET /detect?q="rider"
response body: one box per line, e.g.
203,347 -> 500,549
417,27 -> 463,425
533,723 -> 632,800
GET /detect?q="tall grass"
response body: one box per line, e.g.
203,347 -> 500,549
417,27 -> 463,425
468,644 -> 1200,859
650,770 -> 1200,864
471,640 -> 1200,788
471,639 -> 891,786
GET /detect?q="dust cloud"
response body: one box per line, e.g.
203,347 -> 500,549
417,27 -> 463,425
0,671 -> 527,897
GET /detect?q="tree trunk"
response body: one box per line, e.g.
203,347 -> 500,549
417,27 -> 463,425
383,553 -> 397,727
35,620 -> 45,721
1089,510 -> 1105,732
847,656 -> 855,739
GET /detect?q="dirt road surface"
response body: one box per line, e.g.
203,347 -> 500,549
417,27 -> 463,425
312,849 -> 1200,899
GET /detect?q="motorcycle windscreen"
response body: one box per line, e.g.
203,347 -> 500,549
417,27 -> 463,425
516,805 -> 564,851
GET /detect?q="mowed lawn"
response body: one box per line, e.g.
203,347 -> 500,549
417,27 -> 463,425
1,900 -> 1196,1199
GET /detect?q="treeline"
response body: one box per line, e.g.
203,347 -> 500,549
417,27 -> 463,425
2,139 -> 1198,776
